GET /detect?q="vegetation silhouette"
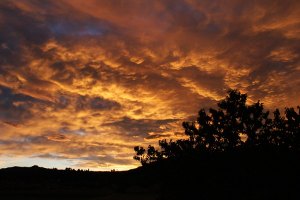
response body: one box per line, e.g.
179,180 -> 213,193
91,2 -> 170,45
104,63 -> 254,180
132,89 -> 300,199
134,89 -> 300,165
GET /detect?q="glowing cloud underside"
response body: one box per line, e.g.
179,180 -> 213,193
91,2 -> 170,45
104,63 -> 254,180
0,0 -> 299,170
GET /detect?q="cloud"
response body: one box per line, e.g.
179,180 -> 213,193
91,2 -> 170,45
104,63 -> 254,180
103,117 -> 178,138
0,0 -> 299,170
76,95 -> 121,111
0,85 -> 47,124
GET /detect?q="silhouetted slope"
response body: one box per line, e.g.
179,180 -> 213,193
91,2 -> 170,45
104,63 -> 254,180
1,151 -> 300,200
155,150 -> 300,200
0,166 -> 161,200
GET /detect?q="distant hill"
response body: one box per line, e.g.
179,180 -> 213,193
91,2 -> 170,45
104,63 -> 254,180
1,152 -> 300,200
0,166 -> 145,200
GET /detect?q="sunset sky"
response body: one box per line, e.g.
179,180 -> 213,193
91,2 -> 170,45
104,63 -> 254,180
0,0 -> 299,171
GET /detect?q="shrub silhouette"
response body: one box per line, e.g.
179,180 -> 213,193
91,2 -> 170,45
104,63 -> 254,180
134,89 -> 300,165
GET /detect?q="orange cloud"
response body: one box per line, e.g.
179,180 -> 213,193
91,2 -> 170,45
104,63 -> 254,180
0,0 -> 299,170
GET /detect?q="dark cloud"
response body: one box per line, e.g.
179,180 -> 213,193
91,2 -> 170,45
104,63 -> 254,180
0,86 -> 44,123
79,155 -> 135,166
76,95 -> 121,111
0,2 -> 50,44
104,117 -> 178,137
145,134 -> 172,140
33,153 -> 68,160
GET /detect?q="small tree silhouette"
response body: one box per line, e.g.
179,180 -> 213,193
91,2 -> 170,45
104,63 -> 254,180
134,89 -> 300,165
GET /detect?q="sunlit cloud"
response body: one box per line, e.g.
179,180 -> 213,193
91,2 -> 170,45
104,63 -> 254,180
0,0 -> 299,170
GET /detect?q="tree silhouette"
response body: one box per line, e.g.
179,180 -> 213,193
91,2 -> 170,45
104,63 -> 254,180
134,89 -> 300,165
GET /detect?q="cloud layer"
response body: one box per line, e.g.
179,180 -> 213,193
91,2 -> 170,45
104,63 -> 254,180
0,0 -> 299,170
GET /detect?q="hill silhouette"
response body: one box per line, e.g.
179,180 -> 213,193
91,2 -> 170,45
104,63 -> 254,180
1,157 -> 299,199
0,165 -> 160,200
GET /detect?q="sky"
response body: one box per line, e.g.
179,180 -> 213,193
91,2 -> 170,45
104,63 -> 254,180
0,0 -> 299,171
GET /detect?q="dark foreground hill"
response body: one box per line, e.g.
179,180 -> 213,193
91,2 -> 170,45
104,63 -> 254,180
1,151 -> 300,200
